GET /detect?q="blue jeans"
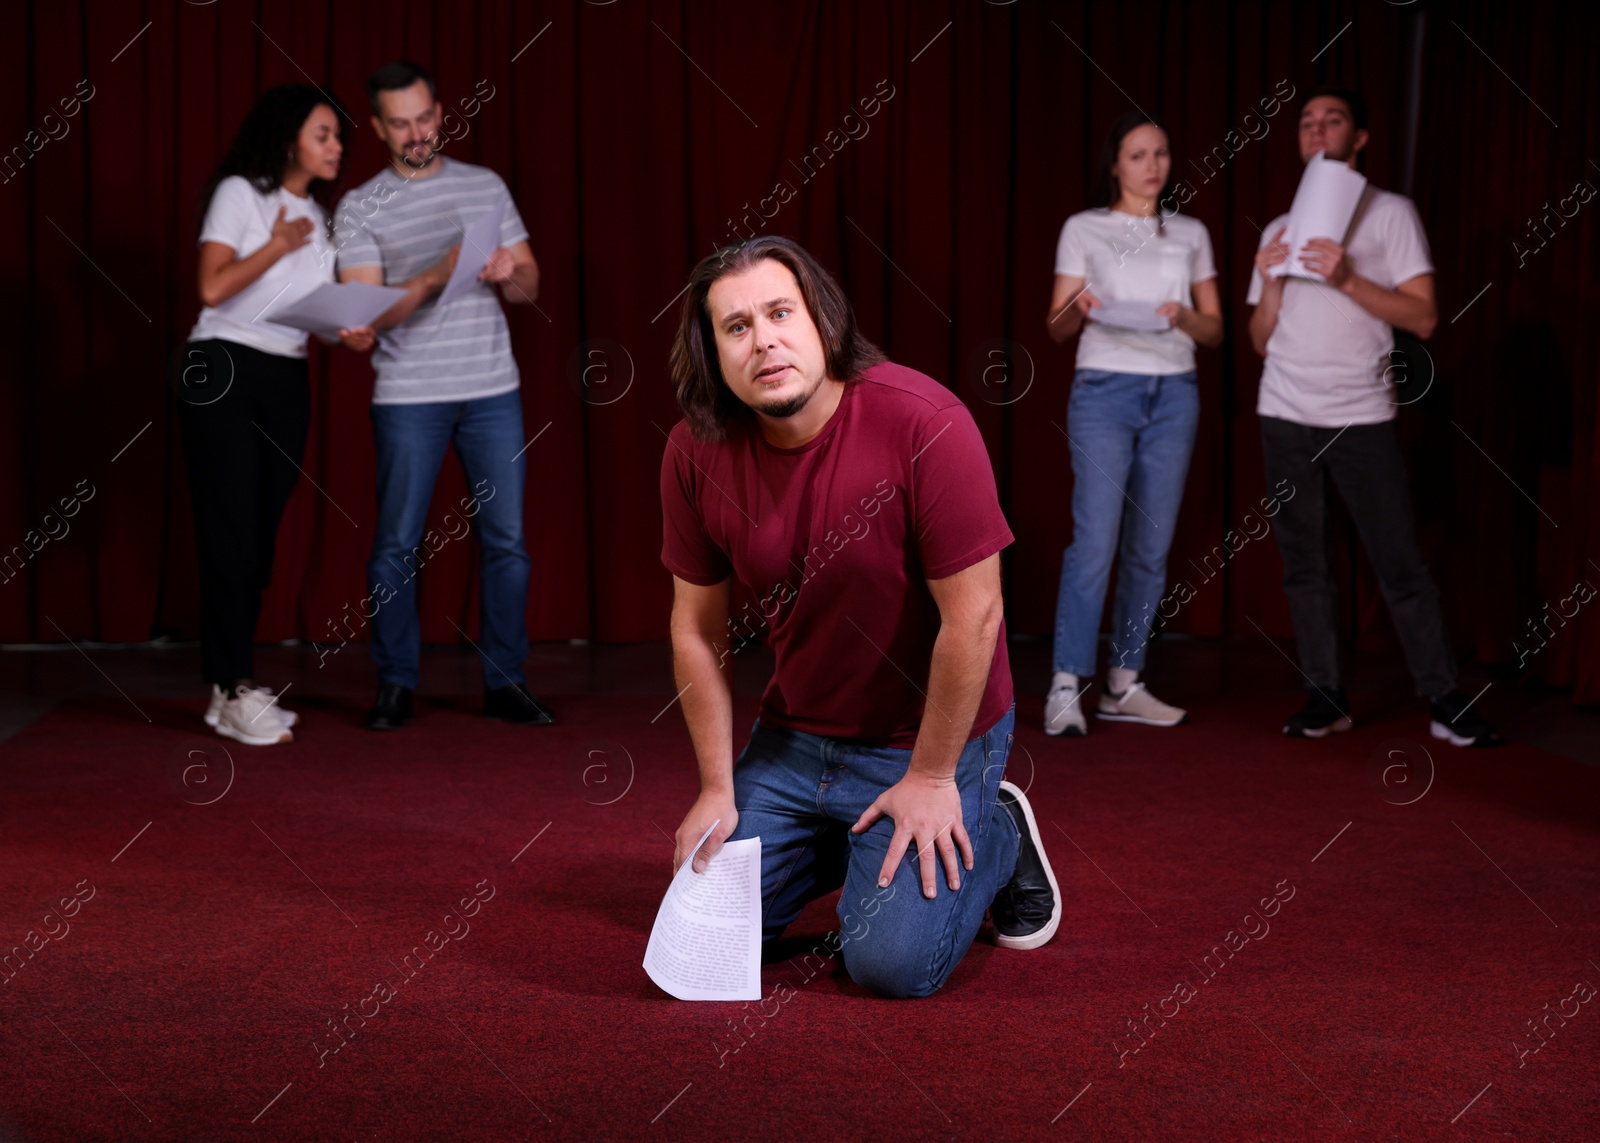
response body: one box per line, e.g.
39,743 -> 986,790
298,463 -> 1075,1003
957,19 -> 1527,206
1053,369 -> 1199,677
726,704 -> 1020,999
367,389 -> 530,690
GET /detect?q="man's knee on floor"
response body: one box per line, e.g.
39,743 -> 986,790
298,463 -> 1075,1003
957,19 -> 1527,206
839,940 -> 946,999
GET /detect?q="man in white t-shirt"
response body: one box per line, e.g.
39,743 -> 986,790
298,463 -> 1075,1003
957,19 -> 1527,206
1245,87 -> 1496,747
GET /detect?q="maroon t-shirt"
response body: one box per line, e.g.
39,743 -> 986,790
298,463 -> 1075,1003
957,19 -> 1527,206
660,361 -> 1014,747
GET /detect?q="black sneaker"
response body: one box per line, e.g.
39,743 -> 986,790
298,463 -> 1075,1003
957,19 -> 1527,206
991,781 -> 1061,950
364,683 -> 414,730
484,683 -> 555,725
1283,687 -> 1352,738
1430,690 -> 1500,747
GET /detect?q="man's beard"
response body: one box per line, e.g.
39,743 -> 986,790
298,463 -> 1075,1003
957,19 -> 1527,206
398,142 -> 439,170
754,377 -> 820,419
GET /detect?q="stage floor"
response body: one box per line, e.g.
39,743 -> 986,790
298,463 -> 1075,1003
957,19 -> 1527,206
2,634 -> 1594,765
0,638 -> 1595,1140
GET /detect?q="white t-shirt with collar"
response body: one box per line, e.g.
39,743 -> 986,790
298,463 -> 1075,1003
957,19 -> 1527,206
1246,186 -> 1433,427
188,175 -> 333,358
1054,208 -> 1217,375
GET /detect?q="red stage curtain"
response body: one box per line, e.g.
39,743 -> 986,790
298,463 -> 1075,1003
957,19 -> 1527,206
0,1 -> 1593,701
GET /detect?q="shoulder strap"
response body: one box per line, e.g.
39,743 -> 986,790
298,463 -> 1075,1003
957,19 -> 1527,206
1341,185 -> 1378,245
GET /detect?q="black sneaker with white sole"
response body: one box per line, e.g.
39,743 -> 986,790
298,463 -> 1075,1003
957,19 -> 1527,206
1429,690 -> 1500,747
1283,687 -> 1352,738
990,781 -> 1061,950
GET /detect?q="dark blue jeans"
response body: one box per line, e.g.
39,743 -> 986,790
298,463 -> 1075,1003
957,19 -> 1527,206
367,389 -> 530,690
726,704 -> 1020,998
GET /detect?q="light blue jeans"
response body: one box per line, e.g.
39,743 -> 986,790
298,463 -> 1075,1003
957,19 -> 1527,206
367,389 -> 530,690
1052,369 -> 1199,677
726,704 -> 1020,999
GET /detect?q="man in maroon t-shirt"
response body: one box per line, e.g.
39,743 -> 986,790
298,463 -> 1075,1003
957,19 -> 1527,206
659,236 -> 1060,998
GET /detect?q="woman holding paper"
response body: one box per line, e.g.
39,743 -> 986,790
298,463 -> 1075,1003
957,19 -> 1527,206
175,84 -> 374,746
1042,111 -> 1223,737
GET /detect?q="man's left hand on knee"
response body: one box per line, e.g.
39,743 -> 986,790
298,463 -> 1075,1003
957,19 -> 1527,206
851,772 -> 973,899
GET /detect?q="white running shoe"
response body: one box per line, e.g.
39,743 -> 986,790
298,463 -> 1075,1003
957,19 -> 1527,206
214,686 -> 294,746
206,684 -> 297,728
1097,681 -> 1186,727
1044,674 -> 1087,737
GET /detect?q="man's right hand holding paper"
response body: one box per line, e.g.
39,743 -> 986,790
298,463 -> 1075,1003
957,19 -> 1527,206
674,794 -> 737,875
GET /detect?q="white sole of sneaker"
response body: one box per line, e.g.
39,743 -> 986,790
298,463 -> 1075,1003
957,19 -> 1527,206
1042,721 -> 1086,737
214,721 -> 292,747
995,780 -> 1062,951
1429,720 -> 1481,747
1285,716 -> 1353,738
211,709 -> 296,728
1096,710 -> 1185,727
207,697 -> 295,728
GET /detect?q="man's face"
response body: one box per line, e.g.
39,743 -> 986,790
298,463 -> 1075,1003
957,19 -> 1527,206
1298,96 -> 1368,165
371,80 -> 443,171
706,259 -> 829,420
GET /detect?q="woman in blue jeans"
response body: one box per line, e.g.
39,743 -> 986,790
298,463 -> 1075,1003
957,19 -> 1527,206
1043,112 -> 1223,735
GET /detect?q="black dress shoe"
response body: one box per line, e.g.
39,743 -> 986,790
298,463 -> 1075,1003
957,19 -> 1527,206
991,780 -> 1062,950
364,683 -> 414,730
484,683 -> 554,725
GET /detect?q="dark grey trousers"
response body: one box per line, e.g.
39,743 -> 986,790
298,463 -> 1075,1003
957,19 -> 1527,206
1259,416 -> 1456,698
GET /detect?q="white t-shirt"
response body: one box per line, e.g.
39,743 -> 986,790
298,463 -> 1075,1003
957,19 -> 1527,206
188,175 -> 334,358
1054,209 -> 1217,375
1246,187 -> 1433,427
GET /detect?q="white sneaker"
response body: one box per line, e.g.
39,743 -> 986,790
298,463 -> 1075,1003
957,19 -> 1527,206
1097,681 -> 1186,727
1044,674 -> 1088,737
206,684 -> 297,728
214,687 -> 294,746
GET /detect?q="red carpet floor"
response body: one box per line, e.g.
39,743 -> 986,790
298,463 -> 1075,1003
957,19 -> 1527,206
0,690 -> 1596,1141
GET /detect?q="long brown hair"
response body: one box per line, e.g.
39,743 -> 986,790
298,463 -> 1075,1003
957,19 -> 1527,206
668,236 -> 886,442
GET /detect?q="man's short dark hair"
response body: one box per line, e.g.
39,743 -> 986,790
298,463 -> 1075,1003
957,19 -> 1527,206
1301,85 -> 1368,132
367,61 -> 437,113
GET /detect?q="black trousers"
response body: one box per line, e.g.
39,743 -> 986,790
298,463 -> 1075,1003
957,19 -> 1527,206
1259,415 -> 1456,698
173,339 -> 310,686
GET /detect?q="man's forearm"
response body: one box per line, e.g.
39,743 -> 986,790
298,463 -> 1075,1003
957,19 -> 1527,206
373,268 -> 446,330
672,632 -> 737,793
1249,280 -> 1284,357
1341,275 -> 1436,338
907,612 -> 1002,782
502,261 -> 540,304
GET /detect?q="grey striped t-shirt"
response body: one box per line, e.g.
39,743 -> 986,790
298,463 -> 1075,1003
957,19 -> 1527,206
334,157 -> 530,405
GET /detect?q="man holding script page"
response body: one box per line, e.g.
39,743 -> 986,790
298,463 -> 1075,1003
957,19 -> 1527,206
335,61 -> 554,734
1246,88 -> 1497,747
657,237 -> 1061,1000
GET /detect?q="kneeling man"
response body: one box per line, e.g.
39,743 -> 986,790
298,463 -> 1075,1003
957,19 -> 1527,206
660,236 -> 1060,999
